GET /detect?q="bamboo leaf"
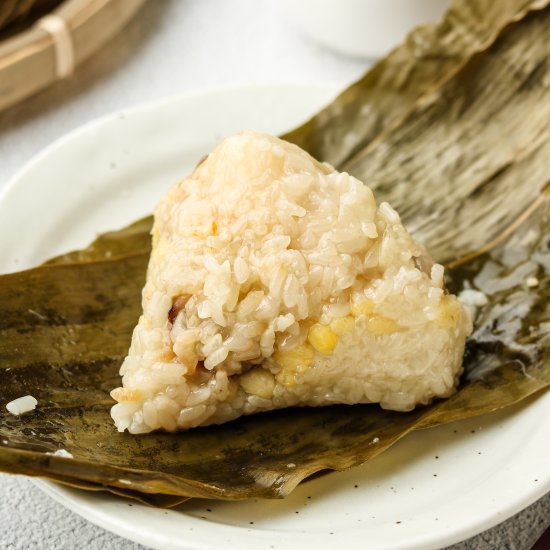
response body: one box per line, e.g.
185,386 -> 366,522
0,0 -> 549,503
283,0 -> 550,168
0,186 -> 547,499
342,5 -> 550,264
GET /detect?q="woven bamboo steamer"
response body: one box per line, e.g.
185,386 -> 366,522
0,0 -> 145,112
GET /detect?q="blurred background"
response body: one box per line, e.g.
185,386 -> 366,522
0,0 -> 454,185
0,0 -> 370,186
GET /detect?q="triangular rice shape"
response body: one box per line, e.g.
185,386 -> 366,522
111,131 -> 471,433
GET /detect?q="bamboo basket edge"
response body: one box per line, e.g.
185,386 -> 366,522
0,0 -> 145,112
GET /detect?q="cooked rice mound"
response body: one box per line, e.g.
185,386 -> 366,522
111,131 -> 472,434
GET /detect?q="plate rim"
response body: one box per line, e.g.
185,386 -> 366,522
0,81 -> 335,208
1,83 -> 548,550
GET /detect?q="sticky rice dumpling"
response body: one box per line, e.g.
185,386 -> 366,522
111,131 -> 472,433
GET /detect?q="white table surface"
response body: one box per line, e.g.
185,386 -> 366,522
0,1 -> 548,549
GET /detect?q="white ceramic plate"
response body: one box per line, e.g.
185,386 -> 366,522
1,85 -> 548,550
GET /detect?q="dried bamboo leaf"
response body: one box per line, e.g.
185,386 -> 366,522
342,5 -> 550,265
35,475 -> 189,508
283,0 -> 549,167
418,190 -> 550,428
0,254 -> 147,370
0,0 -> 549,503
0,186 -> 547,499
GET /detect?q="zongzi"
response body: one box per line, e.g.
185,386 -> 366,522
111,131 -> 472,433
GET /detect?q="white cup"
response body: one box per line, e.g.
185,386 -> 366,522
280,0 -> 451,59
